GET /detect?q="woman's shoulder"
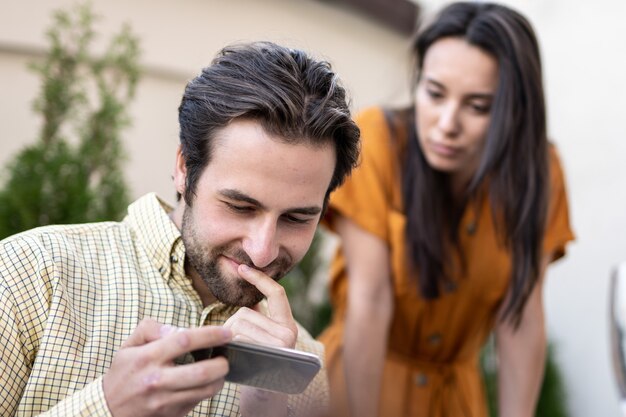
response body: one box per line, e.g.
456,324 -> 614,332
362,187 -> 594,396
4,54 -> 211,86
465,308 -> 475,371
354,106 -> 408,156
354,106 -> 389,139
547,143 -> 567,187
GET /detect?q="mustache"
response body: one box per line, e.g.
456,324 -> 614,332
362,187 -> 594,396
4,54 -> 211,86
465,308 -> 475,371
224,248 -> 291,279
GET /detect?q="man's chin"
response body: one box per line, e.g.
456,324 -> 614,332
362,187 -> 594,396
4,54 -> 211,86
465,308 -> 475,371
210,279 -> 264,307
217,290 -> 264,308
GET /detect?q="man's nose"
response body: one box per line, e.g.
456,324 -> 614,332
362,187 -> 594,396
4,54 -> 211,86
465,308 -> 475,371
242,218 -> 280,269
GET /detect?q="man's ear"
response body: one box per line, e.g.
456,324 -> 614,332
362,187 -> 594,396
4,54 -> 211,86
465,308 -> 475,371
173,145 -> 187,196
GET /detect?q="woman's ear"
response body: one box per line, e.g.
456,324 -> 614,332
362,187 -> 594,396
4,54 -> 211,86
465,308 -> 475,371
173,145 -> 187,196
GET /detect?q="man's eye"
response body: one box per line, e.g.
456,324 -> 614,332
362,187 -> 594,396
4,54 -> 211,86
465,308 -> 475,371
284,215 -> 310,224
226,203 -> 253,213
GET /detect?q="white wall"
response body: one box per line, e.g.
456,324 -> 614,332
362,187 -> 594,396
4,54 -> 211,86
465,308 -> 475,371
508,2 -> 626,416
2,0 -> 625,415
0,0 -> 412,201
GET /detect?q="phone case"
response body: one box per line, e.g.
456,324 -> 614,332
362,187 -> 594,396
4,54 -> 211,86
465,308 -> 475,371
192,341 -> 322,394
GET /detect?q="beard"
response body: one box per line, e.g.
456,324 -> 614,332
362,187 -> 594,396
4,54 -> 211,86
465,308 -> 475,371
181,205 -> 293,307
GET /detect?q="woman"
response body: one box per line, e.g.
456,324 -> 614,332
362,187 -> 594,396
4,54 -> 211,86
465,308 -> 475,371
318,2 -> 574,417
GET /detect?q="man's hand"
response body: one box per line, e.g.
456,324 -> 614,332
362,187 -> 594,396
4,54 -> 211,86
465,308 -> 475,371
103,318 -> 232,417
223,264 -> 299,417
223,264 -> 298,349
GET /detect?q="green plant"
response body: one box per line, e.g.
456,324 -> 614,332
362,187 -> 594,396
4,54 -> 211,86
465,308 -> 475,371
282,228 -> 334,338
0,3 -> 141,239
481,335 -> 570,417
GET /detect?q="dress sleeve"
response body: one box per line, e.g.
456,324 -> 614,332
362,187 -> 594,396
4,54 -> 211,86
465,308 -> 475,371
327,107 -> 398,242
543,145 -> 575,262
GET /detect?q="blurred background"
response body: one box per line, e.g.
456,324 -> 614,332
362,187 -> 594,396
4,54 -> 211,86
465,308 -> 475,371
0,0 -> 624,415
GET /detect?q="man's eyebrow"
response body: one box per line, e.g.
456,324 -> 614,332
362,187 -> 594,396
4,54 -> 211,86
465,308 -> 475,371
220,189 -> 262,206
219,189 -> 322,216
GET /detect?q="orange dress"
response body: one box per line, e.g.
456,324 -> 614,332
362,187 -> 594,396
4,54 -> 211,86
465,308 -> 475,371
318,107 -> 575,417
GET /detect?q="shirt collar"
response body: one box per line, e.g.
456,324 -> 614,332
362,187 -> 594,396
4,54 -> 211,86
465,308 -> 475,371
124,193 -> 182,281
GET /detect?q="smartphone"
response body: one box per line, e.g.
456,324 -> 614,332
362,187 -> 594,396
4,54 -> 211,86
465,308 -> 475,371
191,341 -> 322,394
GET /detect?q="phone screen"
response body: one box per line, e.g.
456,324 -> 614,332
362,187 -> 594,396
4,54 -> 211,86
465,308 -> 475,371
192,341 -> 322,394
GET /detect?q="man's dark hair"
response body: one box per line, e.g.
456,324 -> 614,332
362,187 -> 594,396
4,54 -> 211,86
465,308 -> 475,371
177,41 -> 360,207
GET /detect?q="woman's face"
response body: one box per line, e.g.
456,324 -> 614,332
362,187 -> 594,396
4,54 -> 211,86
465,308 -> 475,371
415,37 -> 499,189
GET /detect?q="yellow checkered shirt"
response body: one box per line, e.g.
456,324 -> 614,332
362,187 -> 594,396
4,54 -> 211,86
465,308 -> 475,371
0,193 -> 328,416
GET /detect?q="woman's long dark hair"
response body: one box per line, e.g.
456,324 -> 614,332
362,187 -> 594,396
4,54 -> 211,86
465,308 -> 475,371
400,2 -> 549,326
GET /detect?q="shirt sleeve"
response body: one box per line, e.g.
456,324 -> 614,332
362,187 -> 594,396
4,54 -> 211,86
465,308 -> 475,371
0,282 -> 31,416
37,377 -> 112,417
327,107 -> 398,242
543,145 -> 575,261
0,237 -> 113,417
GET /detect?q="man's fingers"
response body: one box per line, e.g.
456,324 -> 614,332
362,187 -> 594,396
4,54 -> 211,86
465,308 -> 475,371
128,325 -> 232,365
154,356 -> 229,391
158,326 -> 232,363
122,318 -> 168,348
238,264 -> 294,325
223,307 -> 293,347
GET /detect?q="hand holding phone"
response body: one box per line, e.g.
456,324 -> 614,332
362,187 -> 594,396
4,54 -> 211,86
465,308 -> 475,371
192,341 -> 321,394
221,264 -> 320,415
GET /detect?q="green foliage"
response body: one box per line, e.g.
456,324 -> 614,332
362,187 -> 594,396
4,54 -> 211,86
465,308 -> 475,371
282,229 -> 334,338
0,3 -> 140,239
536,344 -> 569,417
481,336 -> 570,417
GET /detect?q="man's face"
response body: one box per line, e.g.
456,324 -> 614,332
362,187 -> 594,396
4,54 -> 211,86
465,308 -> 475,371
177,119 -> 335,307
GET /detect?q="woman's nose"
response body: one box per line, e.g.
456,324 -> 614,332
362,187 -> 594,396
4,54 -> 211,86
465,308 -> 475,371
437,102 -> 461,137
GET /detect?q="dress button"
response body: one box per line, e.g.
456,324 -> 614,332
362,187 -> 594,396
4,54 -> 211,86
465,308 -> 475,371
170,255 -> 178,263
444,280 -> 458,292
414,373 -> 428,386
428,333 -> 442,346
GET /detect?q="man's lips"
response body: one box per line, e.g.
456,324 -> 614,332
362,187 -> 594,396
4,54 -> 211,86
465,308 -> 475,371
220,255 -> 245,273
221,255 -> 269,276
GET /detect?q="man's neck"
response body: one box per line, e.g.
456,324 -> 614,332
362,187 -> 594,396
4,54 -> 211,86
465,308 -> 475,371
187,265 -> 218,307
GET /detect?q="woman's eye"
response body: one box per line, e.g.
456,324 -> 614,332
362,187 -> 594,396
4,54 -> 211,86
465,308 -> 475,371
427,89 -> 444,99
470,103 -> 491,114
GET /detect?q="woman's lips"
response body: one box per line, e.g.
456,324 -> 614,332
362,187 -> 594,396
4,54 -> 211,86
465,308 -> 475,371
429,141 -> 461,157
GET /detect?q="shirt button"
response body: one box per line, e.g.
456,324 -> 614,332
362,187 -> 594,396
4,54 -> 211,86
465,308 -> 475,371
170,255 -> 178,263
158,266 -> 165,274
428,333 -> 442,346
414,373 -> 428,386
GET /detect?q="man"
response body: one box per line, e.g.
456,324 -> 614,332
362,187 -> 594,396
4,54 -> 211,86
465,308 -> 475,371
0,41 -> 360,417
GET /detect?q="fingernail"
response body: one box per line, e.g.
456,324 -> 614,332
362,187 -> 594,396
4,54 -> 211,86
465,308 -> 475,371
239,264 -> 250,273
